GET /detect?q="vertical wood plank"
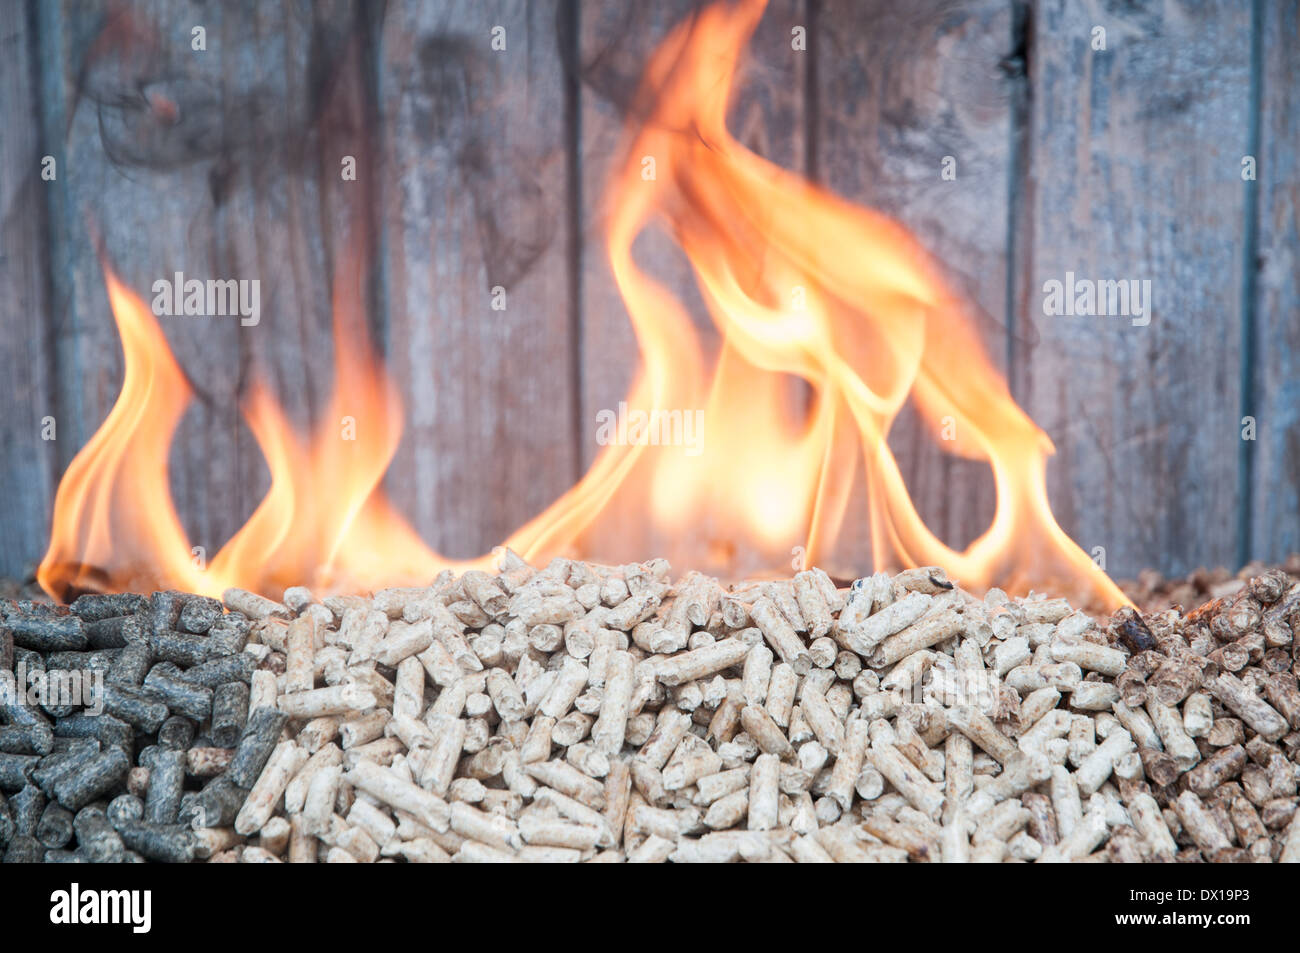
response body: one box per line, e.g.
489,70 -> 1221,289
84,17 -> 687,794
1251,0 -> 1300,564
577,0 -> 807,564
0,1 -> 56,579
1015,0 -> 1251,580
379,0 -> 578,558
34,0 -> 370,571
578,0 -> 701,485
816,0 -> 1014,567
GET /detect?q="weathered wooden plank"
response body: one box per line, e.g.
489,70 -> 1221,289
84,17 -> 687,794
35,0 -> 367,569
816,0 -> 1014,568
0,1 -> 57,579
578,0 -> 708,498
378,0 -> 577,558
577,0 -> 807,566
1251,0 -> 1300,564
1014,0 -> 1251,580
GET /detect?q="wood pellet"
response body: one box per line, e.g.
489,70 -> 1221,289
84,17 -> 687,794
2,558 -> 1299,862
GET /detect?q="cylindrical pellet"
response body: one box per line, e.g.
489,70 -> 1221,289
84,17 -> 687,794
178,653 -> 256,689
143,748 -> 185,824
36,801 -> 75,849
114,819 -> 196,863
53,746 -> 129,811
106,639 -> 152,688
102,683 -> 168,733
158,715 -> 196,751
227,706 -> 288,788
74,806 -> 126,863
149,630 -> 211,668
181,776 -> 246,830
212,681 -> 251,748
107,794 -> 144,827
142,668 -> 213,721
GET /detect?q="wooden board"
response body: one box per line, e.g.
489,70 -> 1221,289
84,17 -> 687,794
1251,1 -> 1300,565
1013,0 -> 1252,581
0,1 -> 57,579
816,0 -> 1014,567
4,0 -> 1295,582
576,0 -> 807,566
33,0 -> 370,567
378,0 -> 578,558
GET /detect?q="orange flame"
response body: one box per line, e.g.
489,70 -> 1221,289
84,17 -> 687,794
39,0 -> 1127,610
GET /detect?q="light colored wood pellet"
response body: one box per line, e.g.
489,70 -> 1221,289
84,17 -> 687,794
203,559 -> 1300,863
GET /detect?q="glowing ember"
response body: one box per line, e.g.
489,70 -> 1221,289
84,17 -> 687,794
39,0 -> 1127,610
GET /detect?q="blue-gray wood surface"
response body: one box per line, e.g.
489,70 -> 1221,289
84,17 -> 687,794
0,0 -> 1295,583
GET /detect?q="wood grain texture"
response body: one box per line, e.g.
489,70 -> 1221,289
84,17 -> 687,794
1014,0 -> 1252,580
1250,0 -> 1300,564
0,1 -> 56,578
34,0 -> 369,564
2,0 -> 1294,581
577,0 -> 709,482
577,0 -> 807,564
816,0 -> 1014,567
378,0 -> 577,558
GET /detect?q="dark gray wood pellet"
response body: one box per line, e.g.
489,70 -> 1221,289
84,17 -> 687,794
211,681 -> 250,748
207,615 -> 250,655
11,783 -> 46,833
31,740 -> 100,795
0,699 -> 50,729
36,800 -> 75,848
113,819 -> 196,863
181,775 -> 246,829
148,661 -> 183,681
142,748 -> 184,824
102,683 -> 169,733
142,668 -> 212,721
177,596 -> 223,634
45,648 -> 119,673
120,614 -> 148,643
70,593 -> 149,622
228,706 -> 287,788
149,591 -> 188,636
74,806 -> 125,863
13,644 -> 44,673
85,615 -> 135,649
0,723 -> 54,755
0,791 -> 13,845
53,746 -> 129,811
107,793 -> 144,826
106,639 -> 153,688
54,713 -> 133,749
4,613 -> 87,652
44,848 -> 87,862
0,752 -> 39,790
180,653 -> 255,689
0,626 -> 12,671
3,833 -> 42,862
148,630 -> 211,668
158,715 -> 195,750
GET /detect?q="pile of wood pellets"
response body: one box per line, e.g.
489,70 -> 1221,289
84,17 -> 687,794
2,551 -> 1299,863
1121,556 -> 1300,615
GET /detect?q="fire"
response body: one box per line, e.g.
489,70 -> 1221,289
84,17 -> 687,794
39,0 -> 1128,610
